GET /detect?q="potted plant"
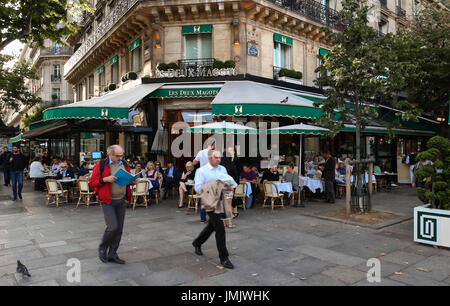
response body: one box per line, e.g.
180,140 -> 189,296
127,71 -> 138,80
104,85 -> 109,92
108,83 -> 116,91
121,74 -> 128,82
413,136 -> 450,248
278,68 -> 303,85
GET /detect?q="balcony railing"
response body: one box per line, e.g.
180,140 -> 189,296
396,6 -> 406,17
64,0 -> 139,76
178,58 -> 215,71
51,74 -> 62,82
41,47 -> 73,56
266,0 -> 346,31
41,100 -> 72,107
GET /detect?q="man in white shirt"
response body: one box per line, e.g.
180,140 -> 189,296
192,150 -> 237,269
29,157 -> 46,191
193,140 -> 216,222
193,140 -> 216,168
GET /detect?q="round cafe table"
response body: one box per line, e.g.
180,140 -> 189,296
299,176 -> 324,193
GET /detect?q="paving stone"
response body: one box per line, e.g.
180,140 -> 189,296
389,271 -> 447,286
120,248 -> 163,263
94,263 -> 150,283
56,272 -> 101,286
43,243 -> 85,256
143,252 -> 204,272
25,279 -> 60,286
184,262 -> 227,278
400,255 -> 450,282
295,245 -> 366,267
321,266 -> 367,284
0,275 -> 15,286
206,271 -> 260,286
352,278 -> 406,286
133,267 -> 199,286
353,259 -> 406,278
38,241 -> 67,248
287,274 -> 347,286
379,250 -> 427,266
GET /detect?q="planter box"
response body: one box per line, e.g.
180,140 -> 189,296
414,205 -> 450,248
278,76 -> 303,85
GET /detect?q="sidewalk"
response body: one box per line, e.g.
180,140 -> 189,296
0,180 -> 449,286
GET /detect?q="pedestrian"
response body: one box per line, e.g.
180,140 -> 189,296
162,160 -> 180,200
193,140 -> 216,223
0,146 -> 12,187
220,146 -> 241,225
192,150 -> 237,269
89,145 -> 135,264
322,150 -> 336,204
9,146 -> 27,201
29,157 -> 46,191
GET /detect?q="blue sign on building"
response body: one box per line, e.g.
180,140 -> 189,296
248,44 -> 259,57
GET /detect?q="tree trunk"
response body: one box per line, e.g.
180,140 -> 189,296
355,98 -> 362,201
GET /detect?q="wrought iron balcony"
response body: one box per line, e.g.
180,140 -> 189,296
178,58 -> 215,71
396,6 -> 406,17
51,74 -> 62,82
266,0 -> 346,31
41,47 -> 73,56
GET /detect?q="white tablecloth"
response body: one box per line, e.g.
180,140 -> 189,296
273,182 -> 293,195
299,177 -> 324,193
132,178 -> 153,192
244,182 -> 252,197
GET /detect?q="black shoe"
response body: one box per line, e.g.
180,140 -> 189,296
220,258 -> 234,269
18,194 -> 22,200
98,248 -> 108,263
193,242 -> 203,256
108,255 -> 125,264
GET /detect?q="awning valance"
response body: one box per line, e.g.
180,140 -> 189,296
43,83 -> 164,121
182,24 -> 212,34
9,134 -> 23,143
23,120 -> 68,139
342,124 -> 437,136
274,33 -> 293,46
211,81 -> 322,119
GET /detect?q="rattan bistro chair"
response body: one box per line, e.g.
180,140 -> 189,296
45,179 -> 68,207
262,182 -> 284,211
76,179 -> 98,208
132,180 -> 149,209
187,187 -> 200,213
234,183 -> 248,210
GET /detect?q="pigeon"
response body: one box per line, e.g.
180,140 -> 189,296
280,96 -> 288,103
16,260 -> 31,277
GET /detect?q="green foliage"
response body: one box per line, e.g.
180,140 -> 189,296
392,2 -> 450,117
121,74 -> 128,82
0,0 -> 91,51
223,60 -> 236,69
103,85 -> 109,92
157,63 -> 168,71
108,83 -> 116,91
166,62 -> 179,70
0,54 -> 42,113
21,105 -> 50,128
313,0 -> 418,156
127,71 -> 138,80
278,68 -> 302,80
414,136 -> 450,210
213,60 -> 224,69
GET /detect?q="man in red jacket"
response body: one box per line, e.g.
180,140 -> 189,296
89,145 -> 134,264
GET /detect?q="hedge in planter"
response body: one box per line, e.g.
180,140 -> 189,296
278,68 -> 302,80
158,62 -> 179,71
127,71 -> 138,80
108,83 -> 116,91
414,136 -> 450,210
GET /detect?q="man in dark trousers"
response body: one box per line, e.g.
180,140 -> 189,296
322,151 -> 336,204
0,146 -> 12,187
192,150 -> 237,269
9,146 -> 27,201
162,160 -> 180,200
89,145 -> 135,264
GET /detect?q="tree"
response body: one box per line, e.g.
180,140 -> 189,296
0,0 -> 90,52
392,2 -> 450,121
314,0 -> 419,208
414,136 -> 450,210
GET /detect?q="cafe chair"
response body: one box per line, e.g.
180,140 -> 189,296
132,180 -> 149,210
187,188 -> 200,213
76,179 -> 98,208
263,182 -> 284,211
337,183 -> 346,198
45,179 -> 68,207
234,183 -> 247,211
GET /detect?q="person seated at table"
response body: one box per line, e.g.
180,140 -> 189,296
77,162 -> 90,178
309,156 -> 319,170
374,162 -> 382,174
51,157 -> 61,173
130,162 -> 144,178
315,165 -> 324,180
144,161 -> 160,198
178,161 -> 196,208
56,162 -> 75,180
240,164 -> 258,209
162,160 -> 180,200
261,163 -> 281,183
282,163 -> 299,205
30,157 -> 46,191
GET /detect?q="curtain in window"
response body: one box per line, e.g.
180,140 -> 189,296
185,34 -> 198,59
200,33 -> 212,58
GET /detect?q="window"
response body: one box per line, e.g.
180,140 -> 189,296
111,59 -> 119,84
88,74 -> 94,98
273,42 -> 291,69
53,65 -> 60,77
52,88 -> 60,102
184,33 -> 212,59
98,66 -> 105,90
78,83 -> 83,101
130,38 -> 142,72
181,111 -> 213,123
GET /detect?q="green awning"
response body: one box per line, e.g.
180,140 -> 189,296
29,119 -> 60,131
274,33 -> 293,46
9,134 -> 22,143
130,38 -> 141,51
98,65 -> 105,74
182,24 -> 212,35
319,48 -> 330,56
342,125 -> 437,136
23,120 -> 68,139
149,87 -> 221,98
43,84 -> 164,121
212,103 -> 322,119
110,55 -> 118,65
211,81 -> 323,119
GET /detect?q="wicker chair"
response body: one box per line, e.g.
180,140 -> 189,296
45,179 -> 68,207
187,187 -> 200,213
262,182 -> 284,211
76,179 -> 98,208
234,183 -> 247,210
132,180 -> 149,209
